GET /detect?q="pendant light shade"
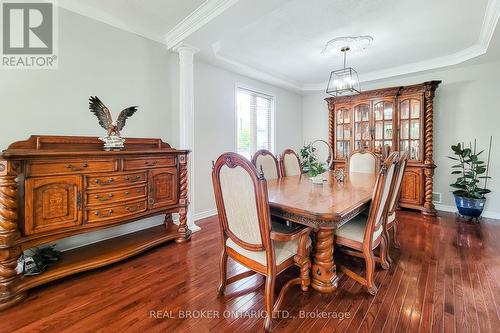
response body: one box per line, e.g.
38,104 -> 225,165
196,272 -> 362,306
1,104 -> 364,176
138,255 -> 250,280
326,46 -> 361,96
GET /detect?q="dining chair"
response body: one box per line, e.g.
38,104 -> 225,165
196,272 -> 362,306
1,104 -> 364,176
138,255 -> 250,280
212,152 -> 312,331
334,152 -> 399,295
279,149 -> 302,177
347,150 -> 380,174
385,151 -> 409,250
252,149 -> 280,180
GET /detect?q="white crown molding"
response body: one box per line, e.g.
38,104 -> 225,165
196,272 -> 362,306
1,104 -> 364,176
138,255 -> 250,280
212,42 -> 304,92
52,0 -> 166,44
216,0 -> 500,93
165,0 -> 240,49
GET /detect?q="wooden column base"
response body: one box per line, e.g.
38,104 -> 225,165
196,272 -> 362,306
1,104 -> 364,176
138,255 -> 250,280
422,209 -> 437,216
0,292 -> 26,311
175,207 -> 191,243
311,229 -> 339,293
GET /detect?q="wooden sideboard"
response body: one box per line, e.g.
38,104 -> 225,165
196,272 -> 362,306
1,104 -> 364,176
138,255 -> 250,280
0,135 -> 191,310
326,81 -> 441,215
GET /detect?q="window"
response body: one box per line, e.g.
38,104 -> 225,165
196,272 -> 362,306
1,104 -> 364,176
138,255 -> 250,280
236,87 -> 274,159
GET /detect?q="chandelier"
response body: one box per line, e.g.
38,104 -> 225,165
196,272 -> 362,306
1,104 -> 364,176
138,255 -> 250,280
324,36 -> 372,97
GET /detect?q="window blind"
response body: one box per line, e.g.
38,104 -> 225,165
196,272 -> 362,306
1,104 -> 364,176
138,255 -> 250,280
236,87 -> 274,159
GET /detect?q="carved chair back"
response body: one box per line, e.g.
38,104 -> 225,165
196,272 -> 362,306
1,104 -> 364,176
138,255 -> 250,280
347,150 -> 380,174
252,149 -> 280,180
280,149 -> 302,177
212,153 -> 275,260
363,152 -> 399,247
387,151 -> 409,216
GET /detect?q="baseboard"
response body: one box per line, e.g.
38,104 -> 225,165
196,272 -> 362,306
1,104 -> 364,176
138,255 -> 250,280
434,203 -> 500,220
194,209 -> 217,221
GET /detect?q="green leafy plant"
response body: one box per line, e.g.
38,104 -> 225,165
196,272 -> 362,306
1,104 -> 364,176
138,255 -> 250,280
307,161 -> 326,178
300,143 -> 316,173
448,139 -> 492,199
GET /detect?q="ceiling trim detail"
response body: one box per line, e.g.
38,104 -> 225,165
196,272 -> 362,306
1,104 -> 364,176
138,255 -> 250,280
212,42 -> 303,92
215,0 -> 500,92
165,0 -> 240,49
52,0 -> 165,44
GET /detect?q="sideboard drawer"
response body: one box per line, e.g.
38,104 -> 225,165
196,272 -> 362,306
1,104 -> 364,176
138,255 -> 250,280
86,200 -> 147,224
87,172 -> 147,189
123,157 -> 176,171
86,185 -> 147,206
30,159 -> 116,176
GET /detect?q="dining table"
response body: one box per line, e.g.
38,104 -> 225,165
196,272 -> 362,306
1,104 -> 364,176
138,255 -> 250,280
266,170 -> 377,293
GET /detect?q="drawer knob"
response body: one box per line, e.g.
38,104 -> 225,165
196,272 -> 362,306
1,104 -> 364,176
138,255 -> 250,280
95,209 -> 113,217
67,163 -> 89,171
95,194 -> 113,201
95,178 -> 114,185
125,175 -> 142,182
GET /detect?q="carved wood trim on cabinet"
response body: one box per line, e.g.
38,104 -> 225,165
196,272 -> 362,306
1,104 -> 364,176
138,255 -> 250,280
0,135 -> 190,311
326,81 -> 440,215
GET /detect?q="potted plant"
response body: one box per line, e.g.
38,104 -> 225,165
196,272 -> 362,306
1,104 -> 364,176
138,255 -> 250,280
300,143 -> 316,173
448,138 -> 492,219
308,161 -> 327,184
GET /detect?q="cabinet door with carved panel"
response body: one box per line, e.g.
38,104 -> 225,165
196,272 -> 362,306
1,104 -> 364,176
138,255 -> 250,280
399,167 -> 423,206
148,168 -> 178,209
25,175 -> 83,235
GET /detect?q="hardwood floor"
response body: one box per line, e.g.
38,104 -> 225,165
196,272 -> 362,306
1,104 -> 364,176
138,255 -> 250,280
1,211 -> 499,333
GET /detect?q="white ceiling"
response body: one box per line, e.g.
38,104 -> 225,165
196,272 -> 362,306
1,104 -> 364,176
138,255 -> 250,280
56,0 -> 207,42
57,0 -> 500,92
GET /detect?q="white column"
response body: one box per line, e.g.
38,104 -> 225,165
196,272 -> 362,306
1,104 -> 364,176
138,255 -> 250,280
173,43 -> 200,232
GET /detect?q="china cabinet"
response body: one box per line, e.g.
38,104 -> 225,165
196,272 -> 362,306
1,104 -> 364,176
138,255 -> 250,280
326,81 -> 441,215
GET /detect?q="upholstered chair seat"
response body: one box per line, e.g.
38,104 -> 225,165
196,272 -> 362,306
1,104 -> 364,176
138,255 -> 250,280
227,220 -> 311,265
335,216 -> 383,245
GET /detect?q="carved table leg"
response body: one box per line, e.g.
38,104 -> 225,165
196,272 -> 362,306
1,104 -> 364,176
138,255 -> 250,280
0,160 -> 26,310
175,154 -> 191,243
311,228 -> 339,293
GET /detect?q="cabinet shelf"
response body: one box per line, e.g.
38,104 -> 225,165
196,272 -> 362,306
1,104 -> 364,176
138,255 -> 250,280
15,224 -> 179,294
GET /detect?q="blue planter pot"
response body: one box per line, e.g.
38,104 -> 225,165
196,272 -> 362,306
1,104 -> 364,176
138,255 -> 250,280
454,195 -> 486,218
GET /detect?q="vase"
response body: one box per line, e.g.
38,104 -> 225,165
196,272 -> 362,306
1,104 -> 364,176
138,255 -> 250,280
311,174 -> 325,184
454,194 -> 486,218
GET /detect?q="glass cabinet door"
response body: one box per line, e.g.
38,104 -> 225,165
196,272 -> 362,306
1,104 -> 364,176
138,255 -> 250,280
399,99 -> 421,160
373,101 -> 393,155
335,108 -> 351,159
353,103 -> 371,151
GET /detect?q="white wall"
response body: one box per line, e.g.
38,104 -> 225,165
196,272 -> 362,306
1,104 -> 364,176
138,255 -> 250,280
192,60 -> 303,216
302,60 -> 500,218
0,9 -> 176,249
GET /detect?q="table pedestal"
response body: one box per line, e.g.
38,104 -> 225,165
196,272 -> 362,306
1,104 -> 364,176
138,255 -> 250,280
311,229 -> 339,293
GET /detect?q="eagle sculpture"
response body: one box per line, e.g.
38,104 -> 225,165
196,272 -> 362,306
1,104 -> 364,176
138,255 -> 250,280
89,96 -> 138,138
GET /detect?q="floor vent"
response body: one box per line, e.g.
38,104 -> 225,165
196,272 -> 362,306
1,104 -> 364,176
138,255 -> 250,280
432,192 -> 442,203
